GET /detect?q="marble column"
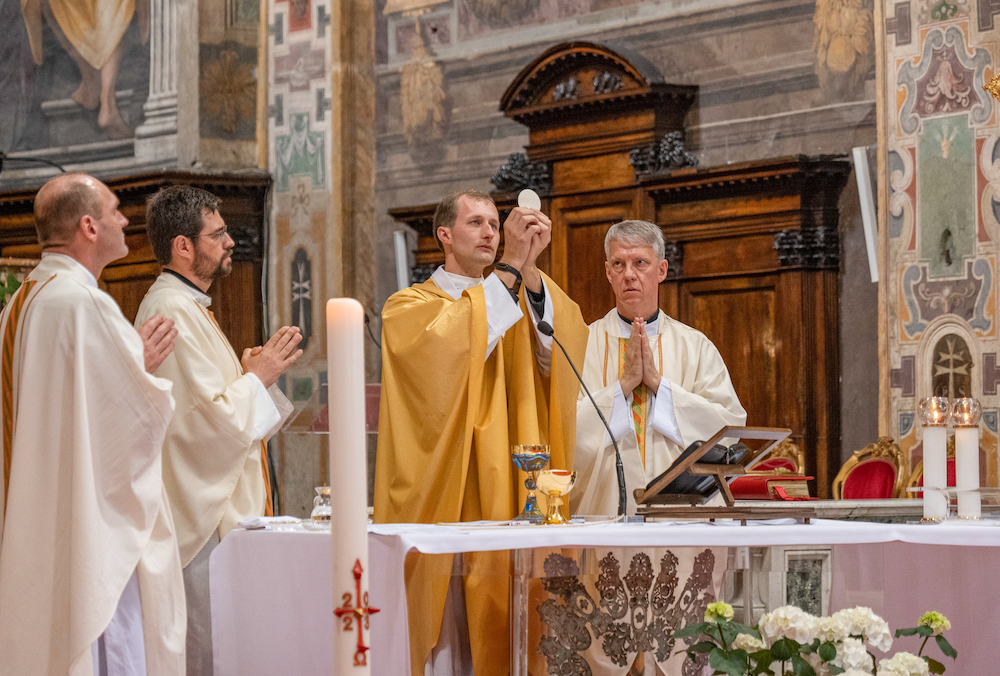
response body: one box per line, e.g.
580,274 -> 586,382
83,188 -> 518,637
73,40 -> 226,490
135,0 -> 199,166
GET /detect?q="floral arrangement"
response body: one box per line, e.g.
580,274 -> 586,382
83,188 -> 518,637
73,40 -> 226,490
674,602 -> 957,676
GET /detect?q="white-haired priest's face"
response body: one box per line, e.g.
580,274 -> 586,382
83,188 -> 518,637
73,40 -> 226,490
605,239 -> 668,320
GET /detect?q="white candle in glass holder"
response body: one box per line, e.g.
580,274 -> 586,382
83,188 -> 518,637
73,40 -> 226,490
919,397 -> 950,521
327,299 -> 374,673
952,398 -> 982,520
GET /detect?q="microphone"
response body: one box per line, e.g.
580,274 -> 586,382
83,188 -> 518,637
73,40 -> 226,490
537,321 -> 626,516
363,311 -> 381,350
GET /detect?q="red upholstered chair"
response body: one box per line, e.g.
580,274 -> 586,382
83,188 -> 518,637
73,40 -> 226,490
831,437 -> 908,499
730,440 -> 805,498
748,439 -> 804,475
906,436 -> 957,498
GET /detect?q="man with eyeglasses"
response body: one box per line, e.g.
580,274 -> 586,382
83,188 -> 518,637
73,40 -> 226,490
136,185 -> 302,676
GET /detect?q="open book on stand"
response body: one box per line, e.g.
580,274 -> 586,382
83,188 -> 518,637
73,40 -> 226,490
634,426 -> 818,523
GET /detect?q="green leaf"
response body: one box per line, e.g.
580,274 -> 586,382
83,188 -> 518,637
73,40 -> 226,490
828,667 -> 845,675
709,647 -> 749,676
770,638 -> 799,661
790,654 -> 817,676
675,622 -> 709,639
926,657 -> 946,674
732,622 -> 763,640
818,641 -> 837,662
720,621 -> 739,648
690,641 -> 717,654
916,625 -> 934,638
895,626 -> 920,637
935,634 -> 958,659
749,648 -> 773,672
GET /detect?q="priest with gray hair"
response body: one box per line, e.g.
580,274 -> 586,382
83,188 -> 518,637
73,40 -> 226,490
570,219 -> 747,516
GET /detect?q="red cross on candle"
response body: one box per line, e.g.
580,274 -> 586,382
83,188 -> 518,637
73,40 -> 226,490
334,559 -> 380,666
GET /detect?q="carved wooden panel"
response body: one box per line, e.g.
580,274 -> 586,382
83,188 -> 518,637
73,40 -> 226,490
549,190 -> 639,323
678,276 -> 780,432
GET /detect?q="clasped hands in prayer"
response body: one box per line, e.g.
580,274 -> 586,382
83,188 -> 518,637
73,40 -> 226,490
494,206 -> 551,294
241,326 -> 304,387
619,317 -> 661,393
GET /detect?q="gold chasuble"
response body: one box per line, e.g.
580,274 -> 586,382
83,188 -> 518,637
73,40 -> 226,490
375,272 -> 586,676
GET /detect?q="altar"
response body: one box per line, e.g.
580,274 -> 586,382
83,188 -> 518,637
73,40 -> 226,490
209,512 -> 1000,675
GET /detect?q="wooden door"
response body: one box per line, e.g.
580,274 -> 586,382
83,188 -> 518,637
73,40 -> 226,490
676,275 -> 781,430
551,190 -> 639,323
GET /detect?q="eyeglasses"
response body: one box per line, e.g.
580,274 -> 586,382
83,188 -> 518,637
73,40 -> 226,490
191,227 -> 228,242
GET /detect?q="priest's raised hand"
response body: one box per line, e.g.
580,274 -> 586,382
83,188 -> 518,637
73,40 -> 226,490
137,313 -> 177,374
241,325 -> 303,388
495,205 -> 551,294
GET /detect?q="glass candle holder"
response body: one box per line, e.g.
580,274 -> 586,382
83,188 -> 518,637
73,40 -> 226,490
952,398 -> 982,520
918,396 -> 951,426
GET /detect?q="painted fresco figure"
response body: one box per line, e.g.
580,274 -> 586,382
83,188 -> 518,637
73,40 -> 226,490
21,0 -> 149,139
571,220 -> 748,516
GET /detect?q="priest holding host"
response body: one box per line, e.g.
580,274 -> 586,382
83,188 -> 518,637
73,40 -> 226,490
571,219 -> 747,517
135,186 -> 301,676
0,173 -> 185,675
374,189 -> 587,676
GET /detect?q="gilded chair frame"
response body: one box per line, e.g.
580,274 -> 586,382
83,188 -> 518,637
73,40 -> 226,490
746,439 -> 805,476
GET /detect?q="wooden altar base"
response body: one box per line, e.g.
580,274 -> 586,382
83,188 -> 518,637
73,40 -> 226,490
637,504 -> 818,525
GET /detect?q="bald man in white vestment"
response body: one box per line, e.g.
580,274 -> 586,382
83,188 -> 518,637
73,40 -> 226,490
0,173 -> 185,675
136,185 -> 300,676
571,220 -> 747,516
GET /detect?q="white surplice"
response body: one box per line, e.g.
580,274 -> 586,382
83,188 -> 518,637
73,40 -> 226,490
571,309 -> 747,516
136,273 -> 292,567
0,254 -> 185,676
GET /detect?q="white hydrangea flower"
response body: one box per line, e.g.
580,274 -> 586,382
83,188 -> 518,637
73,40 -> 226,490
832,607 -> 893,653
842,671 -> 876,676
876,652 -> 930,676
834,637 -> 874,673
814,614 -> 851,643
758,605 -> 817,644
732,633 -> 765,651
864,617 -> 893,653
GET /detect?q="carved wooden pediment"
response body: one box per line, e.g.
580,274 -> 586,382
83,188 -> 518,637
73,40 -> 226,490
499,41 -> 696,126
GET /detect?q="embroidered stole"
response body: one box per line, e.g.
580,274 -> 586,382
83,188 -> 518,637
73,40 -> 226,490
604,330 -> 663,469
2,277 -> 53,518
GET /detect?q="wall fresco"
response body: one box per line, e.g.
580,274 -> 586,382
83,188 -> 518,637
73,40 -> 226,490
883,8 -> 1000,485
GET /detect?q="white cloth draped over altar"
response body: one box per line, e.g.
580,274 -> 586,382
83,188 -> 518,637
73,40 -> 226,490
210,519 -> 1000,675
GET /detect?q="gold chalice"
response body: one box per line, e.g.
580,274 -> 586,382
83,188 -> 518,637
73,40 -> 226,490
511,444 -> 550,523
536,469 -> 577,525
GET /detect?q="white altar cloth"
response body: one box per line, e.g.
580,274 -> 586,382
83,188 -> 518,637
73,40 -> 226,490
211,519 -> 1000,675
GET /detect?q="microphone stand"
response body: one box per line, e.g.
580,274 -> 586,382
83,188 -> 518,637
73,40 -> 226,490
537,321 -> 626,516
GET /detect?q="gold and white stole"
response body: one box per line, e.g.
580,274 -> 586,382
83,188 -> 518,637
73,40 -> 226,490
1,275 -> 55,520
